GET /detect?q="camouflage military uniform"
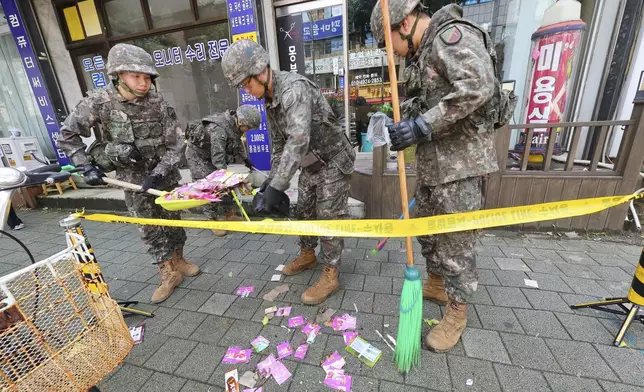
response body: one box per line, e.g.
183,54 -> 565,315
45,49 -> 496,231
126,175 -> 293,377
185,110 -> 247,179
266,71 -> 355,267
400,4 -> 498,303
58,77 -> 186,265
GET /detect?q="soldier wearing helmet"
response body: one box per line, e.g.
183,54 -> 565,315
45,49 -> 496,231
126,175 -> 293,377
221,40 -> 356,306
371,1 -> 516,352
185,104 -> 261,237
57,43 -> 200,305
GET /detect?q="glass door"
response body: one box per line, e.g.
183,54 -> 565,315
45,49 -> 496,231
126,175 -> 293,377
275,0 -> 350,141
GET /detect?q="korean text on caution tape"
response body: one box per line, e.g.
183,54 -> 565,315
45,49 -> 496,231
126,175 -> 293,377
79,193 -> 642,238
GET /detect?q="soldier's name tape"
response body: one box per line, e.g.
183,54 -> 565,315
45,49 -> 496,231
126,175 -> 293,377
79,192 -> 643,238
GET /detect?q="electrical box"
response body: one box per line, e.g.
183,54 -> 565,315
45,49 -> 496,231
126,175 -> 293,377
0,137 -> 47,170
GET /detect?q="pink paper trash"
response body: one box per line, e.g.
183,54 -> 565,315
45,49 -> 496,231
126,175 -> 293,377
294,344 -> 309,360
257,354 -> 277,377
322,352 -> 346,374
287,315 -> 306,328
270,361 -> 292,385
276,341 -> 293,359
251,336 -> 270,353
222,347 -> 252,364
324,370 -> 352,391
343,332 -> 358,345
331,314 -> 356,331
275,306 -> 292,317
302,322 -> 321,336
236,286 -> 254,297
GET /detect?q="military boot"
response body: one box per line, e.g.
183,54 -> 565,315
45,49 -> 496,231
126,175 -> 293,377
171,249 -> 201,277
282,248 -> 317,276
425,301 -> 468,352
301,266 -> 339,305
151,261 -> 183,304
212,211 -> 244,237
423,273 -> 449,305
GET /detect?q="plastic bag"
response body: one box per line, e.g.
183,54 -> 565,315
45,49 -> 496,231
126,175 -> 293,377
366,112 -> 392,147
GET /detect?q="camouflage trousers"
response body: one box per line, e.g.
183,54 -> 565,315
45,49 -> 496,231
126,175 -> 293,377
186,144 -> 239,220
416,176 -> 483,303
124,189 -> 187,264
297,165 -> 350,267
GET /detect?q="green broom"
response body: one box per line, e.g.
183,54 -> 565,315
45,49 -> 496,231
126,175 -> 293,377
379,0 -> 423,373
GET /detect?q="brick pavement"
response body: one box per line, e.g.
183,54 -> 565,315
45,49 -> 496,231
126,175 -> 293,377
1,209 -> 644,391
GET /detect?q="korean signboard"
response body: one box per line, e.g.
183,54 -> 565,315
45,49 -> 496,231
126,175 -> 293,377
276,14 -> 306,76
81,55 -> 108,90
517,21 -> 586,154
1,0 -> 71,166
303,16 -> 342,41
226,0 -> 271,171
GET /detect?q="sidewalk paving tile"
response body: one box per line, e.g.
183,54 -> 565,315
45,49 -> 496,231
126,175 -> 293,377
404,350 -> 451,391
174,343 -> 225,383
493,257 -> 531,271
162,310 -> 208,339
198,292 -> 237,315
143,338 -> 198,374
543,373 -> 602,392
494,364 -> 551,392
475,304 -> 524,334
446,355 -> 502,392
499,333 -> 561,372
545,339 -> 618,381
513,309 -> 571,340
594,344 -> 644,386
461,328 -> 510,364
487,286 -> 532,308
138,372 -> 187,392
555,313 -> 614,344
522,289 -> 574,313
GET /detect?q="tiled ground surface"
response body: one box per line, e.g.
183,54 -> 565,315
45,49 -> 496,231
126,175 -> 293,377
2,209 -> 644,392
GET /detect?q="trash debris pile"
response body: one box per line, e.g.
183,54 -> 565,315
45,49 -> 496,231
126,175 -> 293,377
162,169 -> 253,202
221,283 -> 387,391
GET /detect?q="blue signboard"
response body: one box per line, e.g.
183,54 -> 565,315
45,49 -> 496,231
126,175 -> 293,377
303,16 -> 343,41
1,0 -> 70,166
227,0 -> 258,35
226,0 -> 271,171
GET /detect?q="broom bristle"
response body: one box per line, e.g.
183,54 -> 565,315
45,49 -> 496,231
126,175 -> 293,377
394,266 -> 423,373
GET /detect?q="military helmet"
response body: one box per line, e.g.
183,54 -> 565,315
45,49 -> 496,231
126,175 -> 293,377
370,0 -> 422,46
236,105 -> 262,130
107,43 -> 159,78
221,39 -> 270,86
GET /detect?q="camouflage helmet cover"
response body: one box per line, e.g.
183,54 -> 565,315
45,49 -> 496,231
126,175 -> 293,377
370,0 -> 423,46
107,43 -> 159,78
221,39 -> 270,86
236,104 -> 262,130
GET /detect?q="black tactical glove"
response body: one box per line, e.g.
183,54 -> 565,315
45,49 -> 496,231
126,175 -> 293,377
263,185 -> 288,213
387,116 -> 432,151
80,164 -> 106,186
243,158 -> 253,170
140,173 -> 162,193
259,178 -> 271,193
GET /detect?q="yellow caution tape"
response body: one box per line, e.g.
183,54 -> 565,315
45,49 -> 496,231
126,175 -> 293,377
79,193 -> 643,238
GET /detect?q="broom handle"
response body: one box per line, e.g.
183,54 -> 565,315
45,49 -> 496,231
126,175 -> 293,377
103,177 -> 165,197
381,0 -> 414,267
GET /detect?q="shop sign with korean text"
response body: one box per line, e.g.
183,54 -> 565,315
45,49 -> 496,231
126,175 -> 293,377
520,22 -> 585,153
0,0 -> 71,166
227,0 -> 270,170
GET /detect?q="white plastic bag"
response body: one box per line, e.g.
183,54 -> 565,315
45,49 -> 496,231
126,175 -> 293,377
366,112 -> 392,147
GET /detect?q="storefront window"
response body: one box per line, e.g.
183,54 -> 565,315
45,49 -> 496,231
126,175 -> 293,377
123,22 -> 237,127
0,4 -> 53,157
147,0 -> 194,29
197,0 -> 228,20
104,0 -> 147,36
